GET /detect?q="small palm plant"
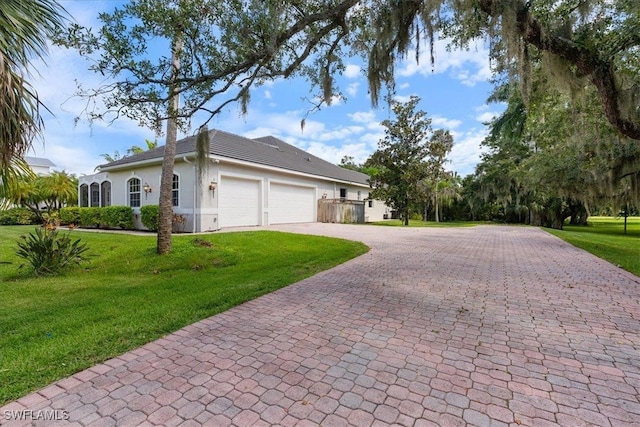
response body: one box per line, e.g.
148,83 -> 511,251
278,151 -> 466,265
16,226 -> 89,275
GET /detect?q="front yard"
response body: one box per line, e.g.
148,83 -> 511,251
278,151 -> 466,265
0,227 -> 368,405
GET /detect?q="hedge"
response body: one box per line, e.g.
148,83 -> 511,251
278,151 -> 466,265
140,205 -> 159,232
60,206 -> 134,230
100,206 -> 135,229
59,207 -> 80,225
0,207 -> 38,225
78,207 -> 101,228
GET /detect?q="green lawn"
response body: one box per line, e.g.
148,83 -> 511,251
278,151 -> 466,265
0,226 -> 368,405
545,216 -> 640,276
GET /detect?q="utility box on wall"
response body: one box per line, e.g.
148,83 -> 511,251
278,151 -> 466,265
317,199 -> 365,224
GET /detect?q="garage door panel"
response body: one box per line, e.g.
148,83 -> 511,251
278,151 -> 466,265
220,176 -> 260,227
270,183 -> 315,224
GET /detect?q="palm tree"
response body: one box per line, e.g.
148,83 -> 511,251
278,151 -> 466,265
0,0 -> 67,194
126,139 -> 158,156
0,156 -> 33,208
101,140 -> 158,164
40,170 -> 77,208
100,151 -> 122,163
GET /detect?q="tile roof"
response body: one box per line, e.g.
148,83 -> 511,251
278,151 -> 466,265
99,129 -> 371,185
24,156 -> 56,168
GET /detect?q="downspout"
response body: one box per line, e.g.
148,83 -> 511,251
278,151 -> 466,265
210,157 -> 220,231
183,156 -> 197,233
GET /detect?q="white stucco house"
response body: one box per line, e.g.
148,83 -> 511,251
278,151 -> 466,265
25,156 -> 56,176
78,129 -> 388,231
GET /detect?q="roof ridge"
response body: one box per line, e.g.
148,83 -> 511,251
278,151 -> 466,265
98,128 -> 371,185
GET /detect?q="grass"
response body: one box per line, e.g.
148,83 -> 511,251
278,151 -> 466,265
545,216 -> 640,276
0,226 -> 368,405
367,219 -> 485,227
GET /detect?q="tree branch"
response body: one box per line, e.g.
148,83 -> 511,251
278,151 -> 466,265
478,0 -> 640,140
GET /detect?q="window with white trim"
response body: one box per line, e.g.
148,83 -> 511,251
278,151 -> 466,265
128,178 -> 141,207
79,184 -> 89,207
172,174 -> 179,207
101,181 -> 111,207
90,183 -> 100,207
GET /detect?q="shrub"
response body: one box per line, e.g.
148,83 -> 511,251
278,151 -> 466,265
16,227 -> 89,275
78,207 -> 101,228
140,205 -> 159,231
59,207 -> 80,225
100,206 -> 135,229
0,208 -> 38,225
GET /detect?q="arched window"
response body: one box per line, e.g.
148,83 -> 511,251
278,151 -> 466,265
127,178 -> 141,207
172,174 -> 179,207
101,181 -> 111,207
79,184 -> 89,207
90,183 -> 100,207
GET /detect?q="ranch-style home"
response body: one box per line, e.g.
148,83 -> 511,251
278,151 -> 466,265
78,129 -> 389,232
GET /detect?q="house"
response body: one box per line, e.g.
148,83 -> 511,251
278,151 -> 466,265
0,156 -> 56,209
25,156 -> 56,176
78,129 -> 388,231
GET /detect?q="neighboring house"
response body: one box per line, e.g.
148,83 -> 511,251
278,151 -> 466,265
0,157 -> 56,209
24,156 -> 56,176
78,129 -> 389,232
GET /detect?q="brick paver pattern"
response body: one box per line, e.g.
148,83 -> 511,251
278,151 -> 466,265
2,225 -> 639,426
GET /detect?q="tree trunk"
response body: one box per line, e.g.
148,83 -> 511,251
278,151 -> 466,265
550,217 -> 564,230
156,34 -> 183,255
434,191 -> 439,223
404,197 -> 409,226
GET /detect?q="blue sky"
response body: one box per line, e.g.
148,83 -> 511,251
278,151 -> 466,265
30,1 -> 503,178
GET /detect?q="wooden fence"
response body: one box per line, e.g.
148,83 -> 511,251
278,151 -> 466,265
317,199 -> 365,223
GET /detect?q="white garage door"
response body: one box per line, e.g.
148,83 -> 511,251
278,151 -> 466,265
219,176 -> 260,227
269,182 -> 315,224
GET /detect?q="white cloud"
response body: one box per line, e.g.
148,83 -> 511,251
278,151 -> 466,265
32,142 -> 104,176
327,94 -> 342,106
398,37 -> 492,87
392,94 -> 413,104
475,111 -> 498,123
346,82 -> 360,97
432,116 -> 462,130
264,90 -> 272,99
344,64 -> 361,79
315,126 -> 365,142
348,111 -> 376,124
358,131 -> 384,150
448,129 -> 488,177
305,141 -> 371,165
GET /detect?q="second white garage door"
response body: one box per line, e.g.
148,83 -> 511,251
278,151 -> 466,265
269,182 -> 316,224
219,176 -> 260,228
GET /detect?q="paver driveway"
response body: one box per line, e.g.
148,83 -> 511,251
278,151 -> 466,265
2,224 -> 639,426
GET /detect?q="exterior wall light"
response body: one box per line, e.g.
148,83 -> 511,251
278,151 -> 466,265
209,181 -> 217,195
143,183 -> 152,199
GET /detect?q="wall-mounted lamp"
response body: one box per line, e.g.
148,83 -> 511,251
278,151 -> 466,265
209,181 -> 217,195
143,182 -> 152,199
